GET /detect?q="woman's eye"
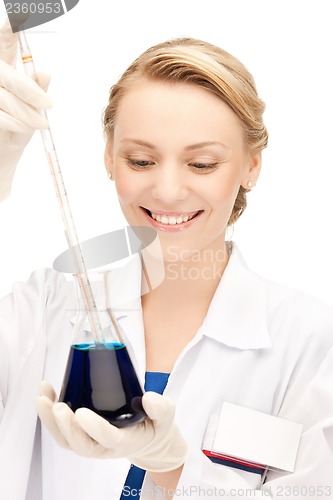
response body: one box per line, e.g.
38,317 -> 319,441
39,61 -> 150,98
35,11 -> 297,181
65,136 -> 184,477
127,159 -> 154,169
189,162 -> 218,172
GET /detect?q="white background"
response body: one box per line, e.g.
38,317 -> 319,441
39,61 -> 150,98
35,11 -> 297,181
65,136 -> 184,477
0,0 -> 332,304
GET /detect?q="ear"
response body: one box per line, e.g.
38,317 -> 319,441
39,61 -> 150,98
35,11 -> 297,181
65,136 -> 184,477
241,150 -> 262,189
104,140 -> 114,179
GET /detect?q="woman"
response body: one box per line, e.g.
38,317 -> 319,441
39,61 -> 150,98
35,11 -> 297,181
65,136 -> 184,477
1,20 -> 333,500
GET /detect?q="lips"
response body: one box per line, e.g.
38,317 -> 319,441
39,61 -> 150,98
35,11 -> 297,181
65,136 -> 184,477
143,208 -> 202,226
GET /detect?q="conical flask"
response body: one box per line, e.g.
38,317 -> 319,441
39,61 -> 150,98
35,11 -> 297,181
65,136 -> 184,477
59,271 -> 146,427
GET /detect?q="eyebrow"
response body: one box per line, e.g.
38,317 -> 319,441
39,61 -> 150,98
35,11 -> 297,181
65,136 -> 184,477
184,141 -> 230,151
120,139 -> 230,151
120,139 -> 157,149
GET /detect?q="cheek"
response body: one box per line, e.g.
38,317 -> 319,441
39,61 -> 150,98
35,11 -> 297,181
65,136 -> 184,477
115,178 -> 131,204
201,172 -> 241,211
114,170 -> 142,205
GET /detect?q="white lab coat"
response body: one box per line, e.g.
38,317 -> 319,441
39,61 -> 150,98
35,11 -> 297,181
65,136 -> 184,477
0,243 -> 333,500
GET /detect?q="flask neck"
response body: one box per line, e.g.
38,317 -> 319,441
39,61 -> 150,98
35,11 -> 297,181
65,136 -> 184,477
72,271 -> 124,347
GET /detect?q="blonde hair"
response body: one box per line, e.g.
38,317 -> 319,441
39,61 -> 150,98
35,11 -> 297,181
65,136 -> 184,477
103,38 -> 268,225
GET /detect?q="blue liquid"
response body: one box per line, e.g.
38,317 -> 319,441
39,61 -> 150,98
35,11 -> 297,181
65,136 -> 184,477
59,343 -> 146,427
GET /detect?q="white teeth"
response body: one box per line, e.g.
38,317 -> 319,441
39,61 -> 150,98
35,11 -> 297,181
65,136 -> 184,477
150,211 -> 199,225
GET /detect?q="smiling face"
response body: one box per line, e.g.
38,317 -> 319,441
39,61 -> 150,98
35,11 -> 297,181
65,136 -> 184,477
105,80 -> 261,262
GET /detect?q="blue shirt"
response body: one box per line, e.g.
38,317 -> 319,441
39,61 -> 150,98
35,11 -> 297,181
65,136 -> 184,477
119,372 -> 170,499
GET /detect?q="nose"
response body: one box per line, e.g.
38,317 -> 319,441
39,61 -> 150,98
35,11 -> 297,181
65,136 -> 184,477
151,163 -> 188,204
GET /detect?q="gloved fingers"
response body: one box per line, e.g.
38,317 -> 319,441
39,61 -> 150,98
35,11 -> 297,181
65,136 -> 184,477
74,407 -> 125,453
142,392 -> 176,431
35,71 -> 51,92
36,395 -> 70,450
0,18 -> 18,66
0,87 -> 49,129
75,407 -> 154,456
0,108 -> 34,133
0,60 -> 52,109
39,380 -> 57,401
52,403 -> 106,458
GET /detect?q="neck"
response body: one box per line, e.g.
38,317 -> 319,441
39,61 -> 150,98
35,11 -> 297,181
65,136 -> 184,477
142,236 -> 230,303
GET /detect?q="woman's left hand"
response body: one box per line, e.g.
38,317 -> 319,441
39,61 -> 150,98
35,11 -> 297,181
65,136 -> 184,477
37,381 -> 187,473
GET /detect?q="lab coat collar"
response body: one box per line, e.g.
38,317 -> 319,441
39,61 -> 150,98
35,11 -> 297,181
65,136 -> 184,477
69,243 -> 272,353
202,242 -> 272,350
115,242 -> 272,352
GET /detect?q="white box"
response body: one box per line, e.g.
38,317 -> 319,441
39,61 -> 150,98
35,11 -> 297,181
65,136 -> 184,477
212,402 -> 303,472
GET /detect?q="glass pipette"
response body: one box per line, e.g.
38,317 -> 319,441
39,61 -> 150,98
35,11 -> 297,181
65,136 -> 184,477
17,29 -> 104,345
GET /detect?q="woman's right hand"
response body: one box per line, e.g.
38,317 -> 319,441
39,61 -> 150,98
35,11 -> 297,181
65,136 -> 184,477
0,17 -> 52,202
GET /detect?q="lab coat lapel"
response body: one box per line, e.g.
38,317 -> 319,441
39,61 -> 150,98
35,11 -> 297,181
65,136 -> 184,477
203,243 -> 272,350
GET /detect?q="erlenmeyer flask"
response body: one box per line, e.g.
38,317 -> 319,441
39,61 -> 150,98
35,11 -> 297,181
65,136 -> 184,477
59,271 -> 146,427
